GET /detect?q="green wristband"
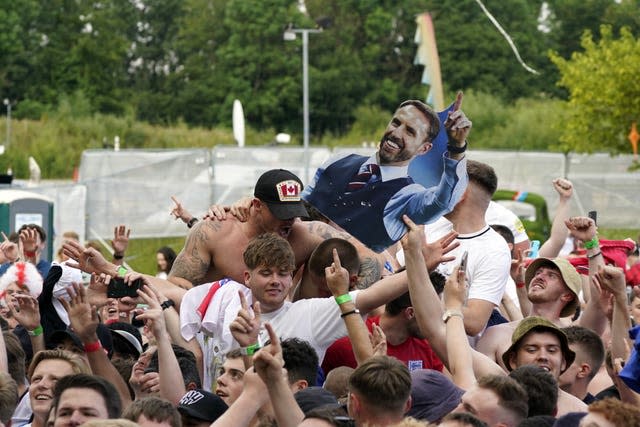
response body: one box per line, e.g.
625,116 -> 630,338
584,237 -> 599,249
240,343 -> 261,356
334,294 -> 352,305
28,325 -> 43,337
117,266 -> 128,277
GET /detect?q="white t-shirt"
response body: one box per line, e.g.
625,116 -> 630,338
396,218 -> 511,309
180,282 -> 358,391
259,291 -> 358,364
180,280 -> 251,391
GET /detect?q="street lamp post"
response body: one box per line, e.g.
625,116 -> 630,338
3,99 -> 11,148
284,26 -> 322,183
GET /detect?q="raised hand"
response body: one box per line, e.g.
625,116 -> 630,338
60,282 -> 99,342
130,370 -> 160,397
63,240 -> 113,275
136,284 -> 167,339
552,178 -> 573,200
594,265 -> 627,297
111,225 -> 131,257
565,216 -> 597,243
19,228 -> 39,254
370,323 -> 387,357
510,248 -> 526,283
589,273 -> 615,319
86,273 -> 112,308
9,294 -> 41,331
325,249 -> 350,297
0,232 -> 18,264
229,291 -> 261,347
423,230 -> 460,272
170,196 -> 194,224
253,323 -> 286,385
400,215 -> 426,253
444,265 -> 467,310
444,92 -> 472,148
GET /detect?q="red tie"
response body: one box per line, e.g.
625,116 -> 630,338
347,164 -> 381,191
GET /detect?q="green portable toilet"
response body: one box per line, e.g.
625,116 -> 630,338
0,190 -> 54,261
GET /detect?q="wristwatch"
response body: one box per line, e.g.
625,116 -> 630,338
442,309 -> 464,324
160,299 -> 176,311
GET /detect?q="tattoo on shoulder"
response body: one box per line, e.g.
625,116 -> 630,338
168,221 -> 215,285
306,221 -> 352,241
356,257 -> 382,289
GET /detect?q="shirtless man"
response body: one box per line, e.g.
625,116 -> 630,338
167,169 -> 384,291
62,169 -> 385,307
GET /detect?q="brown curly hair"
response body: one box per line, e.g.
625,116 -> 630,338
588,397 -> 640,426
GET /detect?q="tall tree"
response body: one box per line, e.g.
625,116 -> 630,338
550,26 -> 640,154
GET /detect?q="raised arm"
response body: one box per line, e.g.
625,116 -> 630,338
444,91 -> 472,161
60,282 -> 132,408
568,216 -> 606,332
593,266 -> 632,362
401,216 -> 447,360
325,248 -> 374,365
135,282 -> 187,405
10,295 -> 45,355
402,215 -> 504,380
355,230 -> 460,314
443,265 -> 477,390
539,179 -> 573,258
253,323 -> 305,427
511,249 -> 532,317
110,225 -> 131,266
63,240 -> 188,309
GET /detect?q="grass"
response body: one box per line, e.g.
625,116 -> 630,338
98,236 -> 187,276
598,228 -> 639,241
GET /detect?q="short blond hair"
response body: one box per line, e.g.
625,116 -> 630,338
28,349 -> 91,380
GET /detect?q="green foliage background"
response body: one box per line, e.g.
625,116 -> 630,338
0,1 -> 638,177
1,0 -> 639,267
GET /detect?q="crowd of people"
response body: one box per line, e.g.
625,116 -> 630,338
0,97 -> 639,427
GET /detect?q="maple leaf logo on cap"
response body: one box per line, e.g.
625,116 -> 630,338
276,180 -> 301,202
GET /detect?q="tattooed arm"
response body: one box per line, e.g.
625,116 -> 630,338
292,220 -> 384,288
168,220 -> 215,288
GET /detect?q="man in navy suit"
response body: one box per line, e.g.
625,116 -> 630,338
303,94 -> 471,252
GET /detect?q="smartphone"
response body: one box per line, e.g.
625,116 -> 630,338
529,240 -> 540,259
459,251 -> 469,274
588,210 -> 598,226
107,277 -> 143,298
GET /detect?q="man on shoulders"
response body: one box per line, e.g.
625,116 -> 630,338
62,169 -> 386,308
169,169 -> 385,290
